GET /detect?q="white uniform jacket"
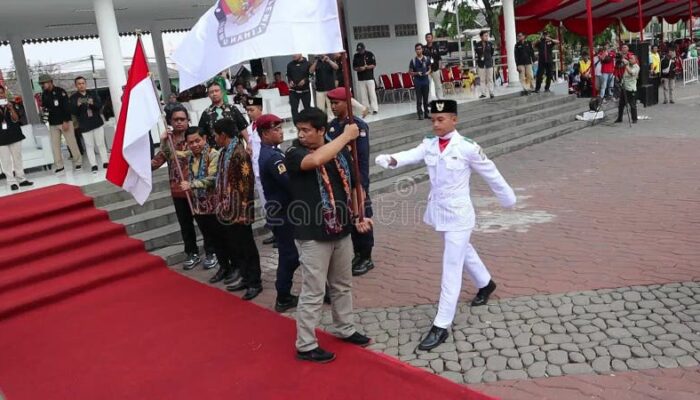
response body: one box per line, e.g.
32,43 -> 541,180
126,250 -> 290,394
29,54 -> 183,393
248,125 -> 262,177
391,131 -> 516,231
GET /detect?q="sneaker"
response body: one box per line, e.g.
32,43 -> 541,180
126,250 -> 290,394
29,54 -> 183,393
341,331 -> 371,347
182,253 -> 200,270
19,180 -> 33,187
103,163 -> 109,169
91,166 -> 98,173
203,253 -> 218,269
10,184 -> 19,191
297,347 -> 336,363
479,95 -> 486,99
54,167 -> 65,174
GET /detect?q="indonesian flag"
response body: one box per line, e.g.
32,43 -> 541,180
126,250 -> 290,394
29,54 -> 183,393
106,38 -> 161,205
173,0 -> 344,90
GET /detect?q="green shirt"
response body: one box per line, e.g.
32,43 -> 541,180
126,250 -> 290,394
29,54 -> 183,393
622,64 -> 639,92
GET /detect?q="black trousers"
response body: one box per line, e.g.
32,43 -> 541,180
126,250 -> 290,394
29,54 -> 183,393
172,197 -> 215,256
617,89 -> 638,122
535,61 -> 554,91
415,84 -> 430,116
352,192 -> 374,259
221,223 -> 262,288
289,90 -> 311,124
272,218 -> 299,296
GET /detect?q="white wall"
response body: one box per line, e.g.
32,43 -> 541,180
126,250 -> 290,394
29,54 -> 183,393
342,0 -> 424,87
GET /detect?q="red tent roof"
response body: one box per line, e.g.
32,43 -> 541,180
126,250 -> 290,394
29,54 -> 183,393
515,0 -> 700,36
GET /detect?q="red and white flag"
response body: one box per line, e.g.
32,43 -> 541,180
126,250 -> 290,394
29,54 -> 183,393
106,38 -> 161,205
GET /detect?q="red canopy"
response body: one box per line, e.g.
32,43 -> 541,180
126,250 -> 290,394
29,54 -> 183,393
515,0 -> 700,36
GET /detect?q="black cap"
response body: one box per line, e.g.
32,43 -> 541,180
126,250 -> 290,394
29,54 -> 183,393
246,97 -> 263,107
356,42 -> 365,51
429,100 -> 457,115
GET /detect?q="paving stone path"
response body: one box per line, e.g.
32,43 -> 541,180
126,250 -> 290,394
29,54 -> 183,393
312,281 -> 700,385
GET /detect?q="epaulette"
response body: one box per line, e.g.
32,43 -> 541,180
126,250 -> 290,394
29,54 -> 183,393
424,134 -> 436,139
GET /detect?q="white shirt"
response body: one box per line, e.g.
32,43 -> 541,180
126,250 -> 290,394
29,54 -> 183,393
390,131 -> 516,231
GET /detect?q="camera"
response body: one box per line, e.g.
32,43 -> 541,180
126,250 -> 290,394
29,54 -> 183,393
615,52 -> 625,67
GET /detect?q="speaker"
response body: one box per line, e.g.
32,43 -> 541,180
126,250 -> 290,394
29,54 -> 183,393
629,43 -> 650,85
637,83 -> 658,107
250,59 -> 264,77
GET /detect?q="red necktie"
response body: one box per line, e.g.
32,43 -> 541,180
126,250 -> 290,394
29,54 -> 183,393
439,137 -> 450,153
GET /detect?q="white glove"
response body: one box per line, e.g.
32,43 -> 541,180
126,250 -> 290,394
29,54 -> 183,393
375,154 -> 392,169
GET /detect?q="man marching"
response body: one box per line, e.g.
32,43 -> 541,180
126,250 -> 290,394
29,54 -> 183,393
375,100 -> 516,351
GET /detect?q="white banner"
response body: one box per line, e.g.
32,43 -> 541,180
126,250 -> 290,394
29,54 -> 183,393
173,0 -> 344,90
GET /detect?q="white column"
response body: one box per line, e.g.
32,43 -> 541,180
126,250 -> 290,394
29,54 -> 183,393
9,36 -> 41,125
502,0 -> 519,85
150,26 -> 172,99
94,0 -> 126,120
415,0 -> 431,42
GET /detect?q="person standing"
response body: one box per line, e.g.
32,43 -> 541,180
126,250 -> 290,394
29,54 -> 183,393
660,50 -> 676,104
352,43 -> 379,114
424,32 -> 443,100
152,106 -> 219,272
310,54 -> 339,116
327,87 -> 374,277
615,54 -> 639,123
39,74 -> 82,173
287,54 -> 312,124
70,76 -> 108,173
514,32 -> 536,95
474,30 -> 495,99
534,31 -> 559,93
375,100 -> 516,350
578,52 -> 593,97
650,45 -> 661,76
409,43 -> 432,120
256,114 -> 300,312
0,85 -> 33,191
285,107 -> 372,363
213,118 -> 263,301
232,82 -> 251,105
198,81 -> 249,149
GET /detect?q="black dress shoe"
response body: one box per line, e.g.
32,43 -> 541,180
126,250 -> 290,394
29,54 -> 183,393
297,347 -> 336,363
341,332 -> 371,347
417,113 -> 424,120
10,184 -> 19,191
352,258 -> 374,276
423,112 -> 430,119
471,280 -> 497,307
418,326 -> 449,351
0,173 -> 5,180
19,180 -> 33,187
54,167 -> 65,173
223,268 -> 241,285
275,294 -> 298,313
208,267 -> 227,284
226,281 -> 247,292
103,163 -> 109,169
262,235 -> 276,245
614,119 -> 623,123
242,286 -> 262,300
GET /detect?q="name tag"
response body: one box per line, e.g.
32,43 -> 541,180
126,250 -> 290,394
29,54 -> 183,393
54,99 -> 59,107
1,122 -> 7,130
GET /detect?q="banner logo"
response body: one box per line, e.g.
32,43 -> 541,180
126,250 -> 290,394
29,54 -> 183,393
216,0 -> 276,47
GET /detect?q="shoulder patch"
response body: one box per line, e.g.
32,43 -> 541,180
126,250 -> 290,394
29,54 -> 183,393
277,163 -> 287,174
424,134 -> 436,139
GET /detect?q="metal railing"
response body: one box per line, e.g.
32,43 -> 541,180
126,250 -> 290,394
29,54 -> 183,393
683,57 -> 699,85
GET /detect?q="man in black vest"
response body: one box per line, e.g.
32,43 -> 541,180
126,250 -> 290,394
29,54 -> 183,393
514,33 -> 536,96
424,32 -> 443,100
474,30 -> 495,99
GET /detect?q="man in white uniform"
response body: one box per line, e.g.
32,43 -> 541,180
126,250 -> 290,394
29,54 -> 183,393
375,100 -> 516,350
245,97 -> 275,246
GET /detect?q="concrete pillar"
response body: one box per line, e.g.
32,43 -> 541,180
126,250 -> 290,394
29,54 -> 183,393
502,0 -> 519,84
415,0 -> 431,42
150,26 -> 172,99
9,36 -> 41,125
94,0 -> 126,120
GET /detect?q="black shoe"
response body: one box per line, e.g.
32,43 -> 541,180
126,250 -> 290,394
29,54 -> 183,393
54,167 -> 65,174
226,281 -> 247,292
103,163 -> 109,169
0,173 -> 6,180
208,267 -> 228,284
91,166 -> 98,173
275,294 -> 298,313
19,180 -> 33,187
479,95 -> 486,99
418,326 -> 449,351
242,286 -> 262,301
670,100 -> 675,104
520,90 -> 528,96
471,280 -> 497,307
223,268 -> 241,285
351,253 -> 361,268
262,235 -> 276,245
533,90 -> 540,94
544,89 -> 552,93
417,113 -> 424,120
10,184 -> 19,191
341,331 -> 371,347
423,112 -> 430,119
372,111 -> 378,115
490,94 -> 495,99
614,119 -> 623,123
352,258 -> 374,276
297,347 -> 336,363
75,165 -> 82,170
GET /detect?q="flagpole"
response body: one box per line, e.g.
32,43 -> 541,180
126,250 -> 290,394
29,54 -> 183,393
137,31 -> 194,213
338,5 -> 365,221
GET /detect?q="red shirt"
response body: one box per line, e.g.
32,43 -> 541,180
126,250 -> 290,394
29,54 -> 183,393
600,51 -> 615,74
614,51 -> 634,79
270,81 -> 290,96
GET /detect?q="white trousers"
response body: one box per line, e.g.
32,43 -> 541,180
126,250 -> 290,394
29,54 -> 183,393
434,229 -> 492,329
357,79 -> 378,112
251,138 -> 266,208
82,126 -> 109,167
0,141 -> 26,186
430,70 -> 444,100
315,90 -> 332,116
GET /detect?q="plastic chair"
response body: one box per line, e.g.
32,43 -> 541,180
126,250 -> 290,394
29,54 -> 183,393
379,74 -> 396,103
391,72 -> 409,102
441,68 -> 455,95
401,72 -> 415,101
450,66 -> 463,93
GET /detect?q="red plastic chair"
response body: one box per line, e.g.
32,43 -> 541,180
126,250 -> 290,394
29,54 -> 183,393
401,72 -> 415,101
379,74 -> 396,103
450,66 -> 463,92
441,68 -> 455,95
390,72 -> 409,102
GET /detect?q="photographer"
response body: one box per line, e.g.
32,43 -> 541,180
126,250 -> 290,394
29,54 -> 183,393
534,31 -> 559,93
615,54 -> 639,124
310,54 -> 339,115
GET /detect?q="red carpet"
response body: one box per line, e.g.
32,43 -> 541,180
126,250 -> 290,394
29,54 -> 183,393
0,184 -> 495,400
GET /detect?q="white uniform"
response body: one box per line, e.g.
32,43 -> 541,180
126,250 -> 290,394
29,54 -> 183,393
386,130 -> 516,328
248,125 -> 266,207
